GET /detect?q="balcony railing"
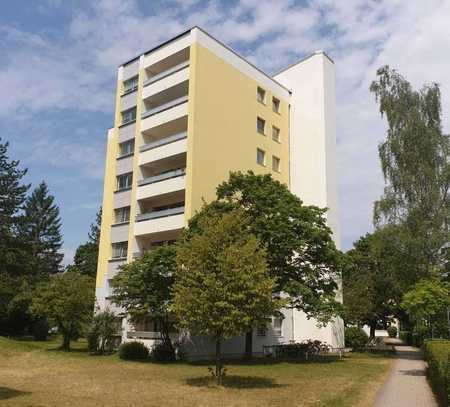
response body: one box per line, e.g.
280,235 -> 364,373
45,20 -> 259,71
140,131 -> 187,153
127,331 -> 162,340
138,167 -> 185,187
141,95 -> 188,119
135,206 -> 184,222
143,60 -> 190,87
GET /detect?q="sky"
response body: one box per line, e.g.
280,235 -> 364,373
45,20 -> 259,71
1,0 -> 449,264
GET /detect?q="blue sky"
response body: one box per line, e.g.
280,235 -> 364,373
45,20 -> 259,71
1,0 -> 449,264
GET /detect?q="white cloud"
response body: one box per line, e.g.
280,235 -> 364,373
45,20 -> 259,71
1,0 -> 449,250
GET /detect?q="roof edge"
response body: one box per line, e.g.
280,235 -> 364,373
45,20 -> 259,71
273,50 -> 335,77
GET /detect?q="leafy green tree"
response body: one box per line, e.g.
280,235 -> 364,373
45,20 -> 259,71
69,208 -> 102,277
111,245 -> 176,350
172,209 -> 282,384
21,181 -> 63,276
31,272 -> 95,351
370,66 -> 450,279
87,308 -> 119,355
401,278 -> 449,338
188,172 -> 342,355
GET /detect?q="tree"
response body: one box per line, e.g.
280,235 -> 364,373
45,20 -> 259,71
21,181 -> 63,276
401,278 -> 449,339
172,209 -> 282,384
31,272 -> 95,351
111,245 -> 176,351
70,207 -> 102,277
86,308 -> 119,355
188,172 -> 342,356
370,66 -> 450,279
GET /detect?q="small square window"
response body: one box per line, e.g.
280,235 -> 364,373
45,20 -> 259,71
272,97 -> 280,113
273,316 -> 283,336
256,325 -> 267,337
123,76 -> 138,94
118,139 -> 135,157
257,117 -> 265,135
257,148 -> 266,166
272,126 -> 280,142
257,87 -> 266,104
272,156 -> 280,173
117,173 -> 133,191
122,107 -> 136,125
115,206 -> 130,223
112,241 -> 128,259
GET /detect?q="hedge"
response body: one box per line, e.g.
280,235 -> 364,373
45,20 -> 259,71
424,340 -> 449,406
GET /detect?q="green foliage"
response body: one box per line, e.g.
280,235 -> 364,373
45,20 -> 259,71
401,278 -> 449,339
172,209 -> 282,384
387,326 -> 397,338
111,245 -> 176,347
188,171 -> 342,324
277,340 -> 331,359
370,66 -> 449,280
345,327 -> 369,351
118,341 -> 149,360
87,309 -> 119,355
31,272 -> 95,351
32,317 -> 49,341
423,340 -> 450,406
20,181 -> 63,276
399,331 -> 412,345
151,342 -> 176,362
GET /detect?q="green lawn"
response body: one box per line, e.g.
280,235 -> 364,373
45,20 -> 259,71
0,336 -> 392,407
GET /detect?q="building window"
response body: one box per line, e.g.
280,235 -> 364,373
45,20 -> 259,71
257,87 -> 266,104
257,148 -> 266,166
117,173 -> 132,191
257,117 -> 265,135
272,126 -> 280,142
123,76 -> 138,94
122,107 -> 136,125
256,324 -> 267,337
112,241 -> 128,259
273,316 -> 283,336
272,156 -> 281,173
118,139 -> 135,157
115,206 -> 130,223
272,97 -> 280,113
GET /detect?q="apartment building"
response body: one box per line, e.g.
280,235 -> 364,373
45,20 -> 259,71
95,26 -> 344,357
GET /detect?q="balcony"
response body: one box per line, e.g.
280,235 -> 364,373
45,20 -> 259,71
141,95 -> 188,119
143,60 -> 190,87
138,168 -> 185,187
134,206 -> 184,237
140,131 -> 187,153
139,133 -> 187,167
136,205 -> 184,222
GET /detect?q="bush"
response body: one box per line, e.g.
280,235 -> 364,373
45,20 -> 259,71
151,342 -> 176,362
277,340 -> 331,358
345,326 -> 368,351
424,340 -> 449,406
387,326 -> 397,338
399,330 -> 412,345
86,309 -> 120,355
118,341 -> 149,360
32,317 -> 49,341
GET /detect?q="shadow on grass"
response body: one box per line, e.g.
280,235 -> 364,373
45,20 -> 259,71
186,356 -> 344,367
186,375 -> 288,389
0,386 -> 30,400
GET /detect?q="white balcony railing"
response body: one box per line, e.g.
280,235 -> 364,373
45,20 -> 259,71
138,168 -> 185,187
140,131 -> 187,153
141,95 -> 188,119
136,206 -> 184,222
127,331 -> 162,340
143,60 -> 190,87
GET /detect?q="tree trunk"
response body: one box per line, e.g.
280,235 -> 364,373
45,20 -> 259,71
215,338 -> 222,386
62,333 -> 71,351
244,330 -> 253,359
369,321 -> 376,339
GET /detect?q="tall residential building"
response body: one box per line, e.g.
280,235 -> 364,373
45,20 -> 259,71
96,26 -> 343,357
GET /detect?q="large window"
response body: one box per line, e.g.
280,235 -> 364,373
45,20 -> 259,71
272,156 -> 280,173
257,86 -> 266,104
272,97 -> 280,113
256,324 -> 267,337
117,173 -> 132,191
257,148 -> 266,166
123,76 -> 138,94
115,206 -> 130,223
122,107 -> 136,125
272,126 -> 280,142
257,117 -> 266,135
118,139 -> 135,157
273,316 -> 283,336
112,241 -> 128,259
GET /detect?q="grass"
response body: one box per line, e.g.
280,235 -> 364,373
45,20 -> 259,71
0,336 -> 393,407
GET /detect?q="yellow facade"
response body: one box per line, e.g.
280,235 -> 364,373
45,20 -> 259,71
185,42 -> 290,219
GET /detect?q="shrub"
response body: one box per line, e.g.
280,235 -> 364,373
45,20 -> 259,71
32,317 -> 49,341
399,330 -> 412,345
345,326 -> 368,351
86,309 -> 119,355
151,342 -> 176,362
277,340 -> 331,358
118,341 -> 149,360
423,340 -> 449,406
387,326 -> 397,338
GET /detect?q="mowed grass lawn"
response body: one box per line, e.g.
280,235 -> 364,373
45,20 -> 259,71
0,337 -> 392,407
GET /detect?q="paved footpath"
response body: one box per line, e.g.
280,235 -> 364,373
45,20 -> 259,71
374,345 -> 437,407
